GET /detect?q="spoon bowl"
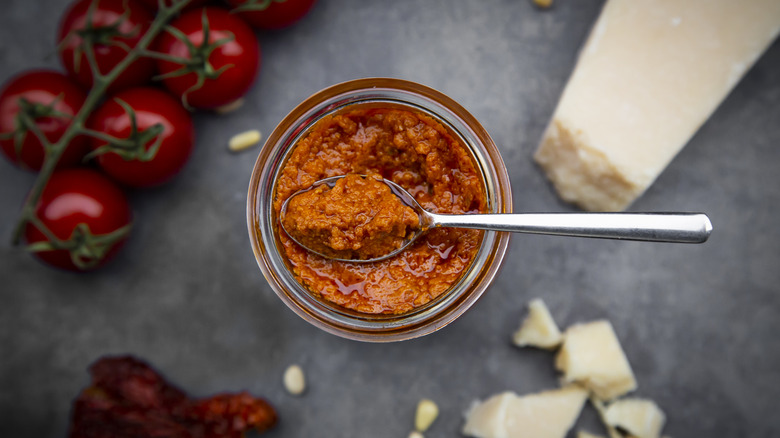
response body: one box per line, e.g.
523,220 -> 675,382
281,175 -> 713,263
279,176 -> 428,262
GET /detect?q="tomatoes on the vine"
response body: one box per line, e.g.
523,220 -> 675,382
0,70 -> 89,171
87,87 -> 195,188
153,7 -> 260,109
227,0 -> 317,30
25,168 -> 133,271
57,0 -> 156,92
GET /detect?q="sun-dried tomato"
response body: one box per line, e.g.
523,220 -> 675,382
68,356 -> 277,438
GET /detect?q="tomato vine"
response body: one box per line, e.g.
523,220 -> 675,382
83,98 -> 166,162
141,9 -> 236,109
230,0 -> 286,13
10,0 -> 193,254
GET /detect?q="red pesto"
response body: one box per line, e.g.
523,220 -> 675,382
282,174 -> 420,261
272,108 -> 486,314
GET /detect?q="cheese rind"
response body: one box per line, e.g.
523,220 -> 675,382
512,298 -> 563,350
463,386 -> 588,438
535,0 -> 780,211
555,320 -> 637,401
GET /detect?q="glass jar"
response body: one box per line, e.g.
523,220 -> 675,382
247,78 -> 512,342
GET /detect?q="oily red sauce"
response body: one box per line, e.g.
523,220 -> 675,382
282,174 -> 420,261
273,108 -> 486,314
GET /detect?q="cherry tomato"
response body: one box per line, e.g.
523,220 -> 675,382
227,0 -> 317,30
57,0 -> 155,92
136,0 -> 209,12
153,7 -> 260,109
0,70 -> 89,171
87,87 -> 195,188
25,168 -> 133,271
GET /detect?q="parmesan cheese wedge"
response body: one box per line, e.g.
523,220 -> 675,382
555,320 -> 636,401
535,0 -> 780,211
462,386 -> 588,438
604,398 -> 666,438
512,298 -> 563,349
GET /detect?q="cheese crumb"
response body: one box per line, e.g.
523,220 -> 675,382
604,398 -> 666,438
463,386 -> 587,438
228,129 -> 262,152
555,320 -> 637,401
283,364 -> 305,395
408,432 -> 425,438
512,298 -> 563,349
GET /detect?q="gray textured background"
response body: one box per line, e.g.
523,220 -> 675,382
1,0 -> 779,437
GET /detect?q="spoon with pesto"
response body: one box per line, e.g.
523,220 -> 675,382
280,175 -> 713,263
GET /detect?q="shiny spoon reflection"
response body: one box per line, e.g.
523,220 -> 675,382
280,175 -> 713,263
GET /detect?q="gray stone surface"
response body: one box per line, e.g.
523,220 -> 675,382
1,0 -> 779,437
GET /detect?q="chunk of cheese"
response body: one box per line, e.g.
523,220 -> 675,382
589,397 -> 621,438
463,386 -> 588,438
555,320 -> 636,401
463,392 -> 514,438
534,0 -> 780,211
512,298 -> 563,349
604,398 -> 666,438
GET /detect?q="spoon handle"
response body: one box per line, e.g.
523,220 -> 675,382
429,212 -> 713,243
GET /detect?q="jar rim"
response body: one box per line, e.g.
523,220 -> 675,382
247,78 -> 512,342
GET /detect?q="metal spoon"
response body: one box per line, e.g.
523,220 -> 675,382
280,175 -> 713,263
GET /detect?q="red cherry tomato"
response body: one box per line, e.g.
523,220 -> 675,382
136,0 -> 209,12
25,168 -> 133,271
0,70 -> 89,171
153,7 -> 260,109
87,87 -> 195,188
57,0 -> 155,92
227,0 -> 317,30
